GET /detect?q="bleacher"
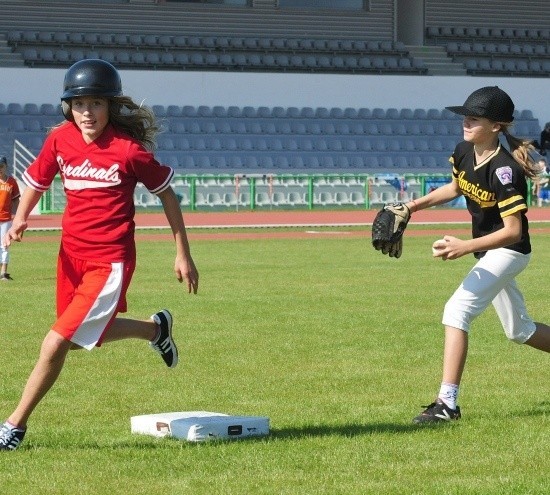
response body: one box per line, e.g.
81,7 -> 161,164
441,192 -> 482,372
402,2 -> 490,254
0,102 -> 542,176
6,30 -> 426,75
425,26 -> 550,77
1,2 -> 548,204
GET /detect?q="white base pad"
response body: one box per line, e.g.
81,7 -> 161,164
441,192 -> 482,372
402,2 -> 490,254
130,411 -> 269,442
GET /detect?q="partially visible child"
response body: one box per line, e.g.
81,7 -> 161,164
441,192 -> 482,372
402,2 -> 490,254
0,59 -> 199,451
0,156 -> 20,281
534,158 -> 548,206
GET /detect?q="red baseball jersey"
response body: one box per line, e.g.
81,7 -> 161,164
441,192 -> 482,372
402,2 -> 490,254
23,122 -> 174,262
0,176 -> 20,222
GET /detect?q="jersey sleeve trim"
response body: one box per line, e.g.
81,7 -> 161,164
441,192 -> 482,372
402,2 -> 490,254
148,168 -> 174,194
499,195 -> 527,217
22,171 -> 49,192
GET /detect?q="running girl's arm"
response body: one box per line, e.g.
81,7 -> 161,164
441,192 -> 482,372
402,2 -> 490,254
157,186 -> 199,294
4,188 -> 44,245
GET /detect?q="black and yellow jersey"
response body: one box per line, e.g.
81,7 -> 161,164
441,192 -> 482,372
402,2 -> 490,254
450,140 -> 530,258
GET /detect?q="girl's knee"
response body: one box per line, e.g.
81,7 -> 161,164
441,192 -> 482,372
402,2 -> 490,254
40,330 -> 72,358
503,320 -> 537,344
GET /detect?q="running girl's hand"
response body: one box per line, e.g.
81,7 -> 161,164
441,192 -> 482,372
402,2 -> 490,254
4,220 -> 27,247
174,255 -> 199,294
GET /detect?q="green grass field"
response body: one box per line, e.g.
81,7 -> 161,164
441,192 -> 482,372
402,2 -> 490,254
1,225 -> 549,494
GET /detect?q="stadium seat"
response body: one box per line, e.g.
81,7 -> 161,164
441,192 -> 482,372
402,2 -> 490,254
115,51 -> 131,65
145,52 -> 161,66
371,108 -> 386,119
101,51 -> 117,64
131,52 -> 146,65
38,49 -> 55,63
68,32 -> 84,44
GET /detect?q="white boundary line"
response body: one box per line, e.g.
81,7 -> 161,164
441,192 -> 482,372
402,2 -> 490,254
25,219 -> 550,232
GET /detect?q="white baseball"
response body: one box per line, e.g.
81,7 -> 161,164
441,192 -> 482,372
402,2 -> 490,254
432,238 -> 447,256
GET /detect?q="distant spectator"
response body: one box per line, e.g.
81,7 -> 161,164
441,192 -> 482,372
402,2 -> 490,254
534,122 -> 550,156
0,156 -> 20,280
534,158 -> 549,206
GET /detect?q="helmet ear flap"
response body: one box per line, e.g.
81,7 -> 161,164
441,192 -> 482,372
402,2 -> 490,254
62,100 -> 72,121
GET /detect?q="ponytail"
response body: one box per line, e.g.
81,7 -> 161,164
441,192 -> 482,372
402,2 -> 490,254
500,123 -> 539,178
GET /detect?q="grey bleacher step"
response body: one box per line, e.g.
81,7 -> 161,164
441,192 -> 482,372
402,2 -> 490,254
0,59 -> 25,67
0,53 -> 25,67
0,34 -> 24,66
404,44 -> 466,76
427,62 -> 468,74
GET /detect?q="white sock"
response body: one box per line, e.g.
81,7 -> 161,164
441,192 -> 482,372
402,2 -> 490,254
5,421 -> 25,431
438,382 -> 459,410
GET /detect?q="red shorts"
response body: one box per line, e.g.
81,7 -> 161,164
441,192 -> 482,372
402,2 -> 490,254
52,249 -> 135,350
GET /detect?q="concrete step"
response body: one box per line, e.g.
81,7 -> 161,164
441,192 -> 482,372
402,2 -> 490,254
404,44 -> 468,75
429,66 -> 467,75
0,59 -> 26,67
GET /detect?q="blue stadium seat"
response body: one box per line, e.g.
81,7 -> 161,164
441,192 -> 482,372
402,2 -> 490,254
304,156 -> 320,168
40,103 -> 58,116
113,51 -> 129,65
9,119 -> 25,132
290,156 -> 305,169
314,107 -> 330,119
7,31 -> 23,45
258,38 -> 272,51
364,123 -> 379,135
175,137 -> 191,150
400,139 -> 415,152
346,56 -> 361,70
8,103 -> 24,115
256,106 -> 272,118
331,56 -> 345,69
364,156 -> 379,168
23,103 -> 40,115
68,32 -> 84,44
416,139 -> 430,151
26,119 -> 42,132
299,138 -> 314,151
158,137 -> 175,151
357,108 -> 371,119
100,50 -> 116,64
427,109 -> 441,119
145,52 -> 161,66
130,52 -> 145,65
158,52 -> 174,65
371,108 -> 385,119
357,139 -> 372,151
38,48 -> 55,63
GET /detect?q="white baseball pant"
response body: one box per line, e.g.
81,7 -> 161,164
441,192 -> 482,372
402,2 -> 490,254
0,220 -> 12,264
442,247 -> 537,343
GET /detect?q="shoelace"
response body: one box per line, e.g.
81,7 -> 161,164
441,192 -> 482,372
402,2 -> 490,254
0,426 -> 19,447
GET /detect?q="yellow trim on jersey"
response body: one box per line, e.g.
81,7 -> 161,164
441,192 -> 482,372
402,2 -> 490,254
498,195 -> 524,208
474,144 -> 501,171
501,204 -> 527,217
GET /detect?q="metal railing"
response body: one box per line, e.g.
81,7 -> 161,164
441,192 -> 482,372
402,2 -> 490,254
17,139 -> 540,213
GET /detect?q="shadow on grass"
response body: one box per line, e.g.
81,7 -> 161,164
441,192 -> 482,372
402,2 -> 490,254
26,422 -> 459,451
514,401 -> 550,418
271,421 -> 453,439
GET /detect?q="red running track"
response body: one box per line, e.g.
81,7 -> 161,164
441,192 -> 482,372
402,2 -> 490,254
25,207 -> 550,231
